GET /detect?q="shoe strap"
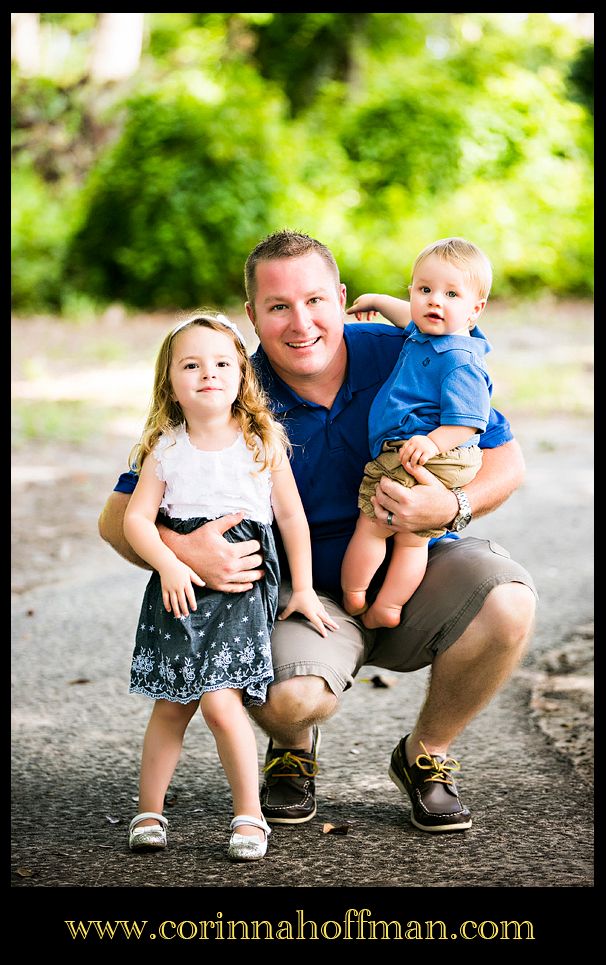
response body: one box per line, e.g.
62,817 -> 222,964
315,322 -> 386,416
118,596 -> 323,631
230,814 -> 271,836
129,812 -> 168,832
130,825 -> 165,838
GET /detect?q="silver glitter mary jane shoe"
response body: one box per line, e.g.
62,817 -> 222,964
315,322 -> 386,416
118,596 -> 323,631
129,811 -> 168,851
228,814 -> 271,862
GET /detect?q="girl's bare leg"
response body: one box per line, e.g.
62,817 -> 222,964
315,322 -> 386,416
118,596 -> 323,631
201,689 -> 265,840
341,512 -> 393,615
137,698 -> 199,827
362,531 -> 429,630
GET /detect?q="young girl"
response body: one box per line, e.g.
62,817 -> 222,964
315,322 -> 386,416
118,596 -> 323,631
123,312 -> 337,862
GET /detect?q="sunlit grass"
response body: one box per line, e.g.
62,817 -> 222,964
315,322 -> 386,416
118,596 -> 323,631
491,361 -> 593,418
12,399 -> 109,446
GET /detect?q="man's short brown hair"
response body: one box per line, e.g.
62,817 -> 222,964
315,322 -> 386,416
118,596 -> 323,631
244,230 -> 340,311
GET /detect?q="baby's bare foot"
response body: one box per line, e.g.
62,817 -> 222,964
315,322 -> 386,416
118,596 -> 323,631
342,590 -> 368,616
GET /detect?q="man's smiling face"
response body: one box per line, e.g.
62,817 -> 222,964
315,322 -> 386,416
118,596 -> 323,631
246,252 -> 347,386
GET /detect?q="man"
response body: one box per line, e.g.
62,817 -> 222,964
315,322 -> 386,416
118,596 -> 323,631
99,231 -> 536,833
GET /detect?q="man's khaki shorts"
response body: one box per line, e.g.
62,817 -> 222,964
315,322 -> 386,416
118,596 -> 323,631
269,537 -> 537,695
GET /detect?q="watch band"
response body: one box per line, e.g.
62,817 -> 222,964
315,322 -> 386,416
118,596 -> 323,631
449,487 -> 472,532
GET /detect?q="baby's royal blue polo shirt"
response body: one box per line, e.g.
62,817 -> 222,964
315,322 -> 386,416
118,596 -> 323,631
113,322 -> 512,595
368,322 -> 493,459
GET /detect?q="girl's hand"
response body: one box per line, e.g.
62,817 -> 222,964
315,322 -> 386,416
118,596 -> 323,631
399,435 -> 439,468
278,589 -> 340,638
159,559 -> 205,618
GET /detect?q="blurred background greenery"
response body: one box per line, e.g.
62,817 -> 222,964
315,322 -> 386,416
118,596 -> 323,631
11,12 -> 593,316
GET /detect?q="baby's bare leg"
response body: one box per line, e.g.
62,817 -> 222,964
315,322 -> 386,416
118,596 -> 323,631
362,531 -> 429,630
341,512 -> 393,615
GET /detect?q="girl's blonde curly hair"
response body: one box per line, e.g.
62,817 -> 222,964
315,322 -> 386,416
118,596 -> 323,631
129,312 -> 290,473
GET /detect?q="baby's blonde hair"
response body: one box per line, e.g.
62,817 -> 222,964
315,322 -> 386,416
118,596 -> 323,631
412,237 -> 492,301
129,312 -> 289,473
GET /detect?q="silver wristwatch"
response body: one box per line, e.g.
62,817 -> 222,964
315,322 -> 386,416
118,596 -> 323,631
448,487 -> 472,532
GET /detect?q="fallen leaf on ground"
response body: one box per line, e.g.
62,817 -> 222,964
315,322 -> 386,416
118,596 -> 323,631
322,823 -> 351,835
164,792 -> 178,807
16,868 -> 34,877
358,674 -> 396,688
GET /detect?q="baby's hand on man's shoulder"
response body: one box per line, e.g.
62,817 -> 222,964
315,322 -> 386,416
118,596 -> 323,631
346,293 -> 381,321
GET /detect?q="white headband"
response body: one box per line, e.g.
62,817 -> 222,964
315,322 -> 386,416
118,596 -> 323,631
171,313 -> 246,346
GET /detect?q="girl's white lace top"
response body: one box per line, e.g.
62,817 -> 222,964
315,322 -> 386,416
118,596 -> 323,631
152,423 -> 273,524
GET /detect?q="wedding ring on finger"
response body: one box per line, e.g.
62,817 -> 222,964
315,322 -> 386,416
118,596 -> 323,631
387,512 -> 394,527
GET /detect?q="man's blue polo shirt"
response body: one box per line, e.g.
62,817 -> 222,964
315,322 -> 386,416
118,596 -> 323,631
114,322 -> 512,595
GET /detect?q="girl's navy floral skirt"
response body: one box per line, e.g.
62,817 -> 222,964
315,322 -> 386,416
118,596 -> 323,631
129,515 -> 279,706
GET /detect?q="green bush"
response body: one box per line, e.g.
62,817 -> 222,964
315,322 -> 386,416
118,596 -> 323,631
11,73 -> 92,313
333,30 -> 594,298
11,163 -> 75,312
340,88 -> 466,198
65,75 -> 289,309
10,14 -> 593,312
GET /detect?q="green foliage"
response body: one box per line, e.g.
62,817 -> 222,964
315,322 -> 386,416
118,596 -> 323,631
40,12 -> 97,33
10,13 -> 594,314
11,72 -> 109,312
332,14 -> 593,298
250,12 -> 369,115
11,73 -> 103,185
340,87 -> 466,197
567,42 -> 594,114
11,161 -> 76,312
64,72 -> 289,308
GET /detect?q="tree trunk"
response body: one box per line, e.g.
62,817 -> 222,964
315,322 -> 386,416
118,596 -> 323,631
90,13 -> 144,82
